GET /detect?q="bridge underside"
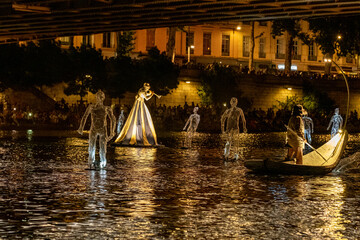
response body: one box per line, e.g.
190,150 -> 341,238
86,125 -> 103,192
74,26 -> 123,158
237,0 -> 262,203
0,0 -> 359,43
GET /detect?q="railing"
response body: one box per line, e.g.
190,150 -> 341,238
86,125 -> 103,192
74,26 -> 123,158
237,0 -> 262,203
258,52 -> 266,58
308,55 -> 317,61
293,55 -> 301,60
276,53 -> 285,59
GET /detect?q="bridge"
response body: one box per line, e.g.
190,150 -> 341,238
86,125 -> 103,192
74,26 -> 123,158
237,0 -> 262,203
0,0 -> 359,42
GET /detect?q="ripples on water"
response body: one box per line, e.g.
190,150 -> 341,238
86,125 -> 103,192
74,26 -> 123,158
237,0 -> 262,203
0,130 -> 360,239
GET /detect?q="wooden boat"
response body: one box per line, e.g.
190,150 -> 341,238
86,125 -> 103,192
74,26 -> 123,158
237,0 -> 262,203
244,130 -> 348,175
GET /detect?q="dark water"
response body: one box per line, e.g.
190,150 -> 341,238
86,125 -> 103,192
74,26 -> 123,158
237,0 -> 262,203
1,130 -> 360,239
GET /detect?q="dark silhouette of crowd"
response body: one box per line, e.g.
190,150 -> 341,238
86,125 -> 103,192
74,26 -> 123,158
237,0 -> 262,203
2,99 -> 360,133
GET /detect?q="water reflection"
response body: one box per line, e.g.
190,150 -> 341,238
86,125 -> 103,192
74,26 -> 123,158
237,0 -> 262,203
0,130 -> 359,239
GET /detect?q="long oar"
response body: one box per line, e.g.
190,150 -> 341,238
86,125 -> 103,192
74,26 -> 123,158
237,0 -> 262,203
285,124 -> 328,163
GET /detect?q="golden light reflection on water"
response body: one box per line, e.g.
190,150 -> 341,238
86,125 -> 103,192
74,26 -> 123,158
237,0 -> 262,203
303,177 -> 346,238
1,131 -> 360,239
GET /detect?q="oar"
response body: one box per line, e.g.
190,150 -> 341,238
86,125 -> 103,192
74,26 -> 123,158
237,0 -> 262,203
285,124 -> 328,163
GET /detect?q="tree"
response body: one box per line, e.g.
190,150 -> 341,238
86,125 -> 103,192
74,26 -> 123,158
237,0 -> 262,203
64,44 -> 106,102
104,55 -> 137,99
198,63 -> 252,109
271,19 -> 302,74
249,21 -> 264,72
116,31 -> 135,57
166,27 -> 177,61
134,47 -> 179,96
305,16 -> 360,73
0,40 -> 69,91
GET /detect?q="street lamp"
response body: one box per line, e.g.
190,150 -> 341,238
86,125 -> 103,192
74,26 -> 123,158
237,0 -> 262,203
324,58 -> 350,129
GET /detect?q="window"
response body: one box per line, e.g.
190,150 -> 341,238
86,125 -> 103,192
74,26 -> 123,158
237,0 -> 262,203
221,34 -> 230,56
292,40 -> 301,60
276,39 -> 285,59
259,38 -> 266,58
243,36 -> 250,57
308,42 -> 317,61
346,55 -> 353,63
259,21 -> 267,26
242,21 -> 250,25
186,32 -> 194,54
203,33 -> 211,55
82,35 -> 93,46
102,32 -> 113,48
146,29 -> 155,50
59,36 -> 70,45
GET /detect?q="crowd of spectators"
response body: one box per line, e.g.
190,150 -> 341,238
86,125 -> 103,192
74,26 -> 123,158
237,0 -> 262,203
2,99 -> 360,134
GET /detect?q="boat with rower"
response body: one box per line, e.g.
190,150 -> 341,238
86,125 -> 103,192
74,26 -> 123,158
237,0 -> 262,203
245,60 -> 350,175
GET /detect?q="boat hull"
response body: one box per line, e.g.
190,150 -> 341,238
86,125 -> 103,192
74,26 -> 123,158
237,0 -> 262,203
244,131 -> 348,175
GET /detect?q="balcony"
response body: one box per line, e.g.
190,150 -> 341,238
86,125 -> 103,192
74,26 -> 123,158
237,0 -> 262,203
276,53 -> 285,59
293,55 -> 301,60
259,52 -> 266,58
308,55 -> 317,61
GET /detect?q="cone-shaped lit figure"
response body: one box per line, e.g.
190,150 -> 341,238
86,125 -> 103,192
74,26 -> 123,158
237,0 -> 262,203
117,110 -> 125,135
78,90 -> 116,169
327,108 -> 343,138
183,107 -> 200,148
115,83 -> 160,146
302,110 -> 314,145
221,97 -> 247,160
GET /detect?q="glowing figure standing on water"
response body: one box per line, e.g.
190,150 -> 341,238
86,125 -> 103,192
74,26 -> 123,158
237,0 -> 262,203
115,83 -> 160,146
183,107 -> 200,148
221,97 -> 247,160
327,108 -> 343,138
302,110 -> 314,145
78,90 -> 116,169
117,110 -> 125,135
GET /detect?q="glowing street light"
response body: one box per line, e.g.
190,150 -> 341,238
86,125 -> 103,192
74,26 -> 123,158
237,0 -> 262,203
337,35 -> 342,40
324,57 -> 350,129
236,26 -> 241,30
187,45 -> 195,63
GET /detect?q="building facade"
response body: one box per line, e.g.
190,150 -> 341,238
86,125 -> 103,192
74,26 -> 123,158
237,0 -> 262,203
58,21 -> 358,73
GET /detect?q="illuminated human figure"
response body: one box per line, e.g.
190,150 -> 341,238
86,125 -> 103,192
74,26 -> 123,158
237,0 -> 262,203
302,110 -> 314,144
115,83 -> 160,146
221,97 -> 247,160
78,90 -> 116,169
327,108 -> 343,138
183,106 -> 200,148
116,110 -> 125,135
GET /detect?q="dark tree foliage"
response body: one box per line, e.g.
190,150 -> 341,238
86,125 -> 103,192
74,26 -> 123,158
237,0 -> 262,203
306,16 -> 360,57
64,44 -> 106,100
0,43 -> 25,91
0,40 -> 69,90
302,80 -> 335,115
198,63 -> 252,109
271,19 -> 303,73
104,56 -> 137,98
116,31 -> 136,57
134,47 -> 179,96
271,19 -> 301,39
